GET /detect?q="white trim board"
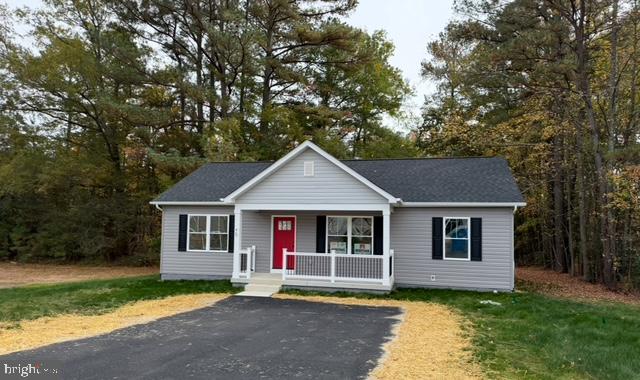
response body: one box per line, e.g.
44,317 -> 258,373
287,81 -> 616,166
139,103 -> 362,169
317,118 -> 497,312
235,204 -> 391,212
151,201 -> 526,208
150,201 -> 230,206
223,141 -> 401,204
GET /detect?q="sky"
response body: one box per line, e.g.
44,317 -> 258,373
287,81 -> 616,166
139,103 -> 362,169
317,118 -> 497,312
345,0 -> 455,118
3,0 -> 457,126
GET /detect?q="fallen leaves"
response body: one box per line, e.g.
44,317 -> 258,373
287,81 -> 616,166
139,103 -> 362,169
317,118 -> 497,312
517,266 -> 640,305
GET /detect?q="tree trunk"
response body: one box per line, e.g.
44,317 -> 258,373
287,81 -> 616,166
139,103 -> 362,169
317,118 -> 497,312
604,0 -> 619,288
259,3 -> 275,134
196,28 -> 205,137
208,0 -> 218,124
575,113 -> 589,280
574,0 -> 615,289
564,133 -> 575,276
219,0 -> 230,119
553,129 -> 566,272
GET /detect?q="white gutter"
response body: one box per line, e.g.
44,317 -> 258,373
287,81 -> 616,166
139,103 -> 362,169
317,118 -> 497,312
149,201 -> 233,206
149,200 -> 526,207
399,202 -> 527,208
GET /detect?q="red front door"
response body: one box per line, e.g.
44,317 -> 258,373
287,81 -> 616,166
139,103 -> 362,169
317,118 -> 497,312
273,216 -> 295,270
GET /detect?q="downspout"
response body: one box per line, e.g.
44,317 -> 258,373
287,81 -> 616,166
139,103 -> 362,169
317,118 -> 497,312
154,203 -> 164,279
512,205 -> 518,290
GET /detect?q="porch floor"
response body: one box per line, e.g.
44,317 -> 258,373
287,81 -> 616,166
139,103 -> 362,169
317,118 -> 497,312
233,272 -> 393,294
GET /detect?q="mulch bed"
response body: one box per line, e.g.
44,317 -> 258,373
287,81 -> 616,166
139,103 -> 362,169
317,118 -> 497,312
517,266 -> 640,305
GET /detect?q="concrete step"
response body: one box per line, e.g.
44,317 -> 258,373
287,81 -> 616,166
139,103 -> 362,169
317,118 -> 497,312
234,273 -> 282,297
244,283 -> 281,293
235,290 -> 275,297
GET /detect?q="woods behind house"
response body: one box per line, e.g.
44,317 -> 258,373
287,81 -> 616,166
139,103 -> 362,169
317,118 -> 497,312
0,0 -> 638,290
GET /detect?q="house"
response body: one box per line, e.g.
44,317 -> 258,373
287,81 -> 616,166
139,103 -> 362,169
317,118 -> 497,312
151,141 -> 525,294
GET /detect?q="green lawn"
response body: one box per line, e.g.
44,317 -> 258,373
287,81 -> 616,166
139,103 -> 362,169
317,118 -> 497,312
0,275 -> 237,323
284,287 -> 640,380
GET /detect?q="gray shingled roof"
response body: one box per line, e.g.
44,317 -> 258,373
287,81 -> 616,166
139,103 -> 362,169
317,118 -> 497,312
155,162 -> 272,202
154,157 -> 524,203
343,157 -> 524,203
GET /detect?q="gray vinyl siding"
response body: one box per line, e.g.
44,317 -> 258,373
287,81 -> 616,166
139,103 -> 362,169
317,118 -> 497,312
391,207 -> 514,291
242,211 -> 272,273
296,214 -> 316,252
236,150 -> 386,204
161,206 -> 515,290
160,206 -> 234,278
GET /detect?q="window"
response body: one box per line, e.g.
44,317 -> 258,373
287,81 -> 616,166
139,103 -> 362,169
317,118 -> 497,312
444,217 -> 470,260
278,220 -> 292,230
304,161 -> 315,176
327,216 -> 373,255
327,216 -> 348,254
187,215 -> 229,252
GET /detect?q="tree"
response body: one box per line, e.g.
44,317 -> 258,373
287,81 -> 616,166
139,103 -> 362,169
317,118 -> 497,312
0,0 -> 415,264
418,0 -> 640,289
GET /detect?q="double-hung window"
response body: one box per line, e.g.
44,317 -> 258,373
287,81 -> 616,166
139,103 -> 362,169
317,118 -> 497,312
187,215 -> 229,252
327,216 -> 373,255
444,217 -> 470,260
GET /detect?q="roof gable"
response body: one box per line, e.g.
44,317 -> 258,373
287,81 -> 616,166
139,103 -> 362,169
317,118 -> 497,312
224,141 -> 399,203
234,149 -> 389,204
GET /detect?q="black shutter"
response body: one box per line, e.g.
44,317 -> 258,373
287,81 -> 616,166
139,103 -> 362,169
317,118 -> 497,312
316,215 -> 326,253
471,218 -> 482,261
432,217 -> 443,260
178,214 -> 188,252
228,215 -> 235,253
373,216 -> 383,255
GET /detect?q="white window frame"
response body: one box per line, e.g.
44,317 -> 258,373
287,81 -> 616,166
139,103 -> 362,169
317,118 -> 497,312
443,217 -> 471,261
326,216 -> 374,255
186,214 -> 230,253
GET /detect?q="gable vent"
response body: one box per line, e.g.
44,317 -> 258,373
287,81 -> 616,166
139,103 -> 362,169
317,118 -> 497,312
304,161 -> 315,176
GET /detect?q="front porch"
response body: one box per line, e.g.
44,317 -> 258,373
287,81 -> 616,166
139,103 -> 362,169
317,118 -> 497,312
232,248 -> 395,292
230,205 -> 395,292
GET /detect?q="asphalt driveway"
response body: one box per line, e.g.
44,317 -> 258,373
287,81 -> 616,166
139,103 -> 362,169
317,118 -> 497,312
1,296 -> 402,379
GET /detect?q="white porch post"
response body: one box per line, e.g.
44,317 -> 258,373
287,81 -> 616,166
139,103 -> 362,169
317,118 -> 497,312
382,207 -> 391,286
232,207 -> 242,279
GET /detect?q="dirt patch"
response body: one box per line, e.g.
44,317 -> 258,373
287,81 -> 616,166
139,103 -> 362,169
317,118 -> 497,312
275,294 -> 482,380
517,266 -> 640,305
0,293 -> 230,355
0,262 -> 157,288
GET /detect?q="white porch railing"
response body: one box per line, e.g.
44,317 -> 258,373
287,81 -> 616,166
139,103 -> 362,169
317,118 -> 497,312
234,245 -> 255,279
283,249 -> 392,285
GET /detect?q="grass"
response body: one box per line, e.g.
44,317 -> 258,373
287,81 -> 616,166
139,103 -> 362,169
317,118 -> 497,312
0,275 -> 237,323
283,287 -> 640,380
